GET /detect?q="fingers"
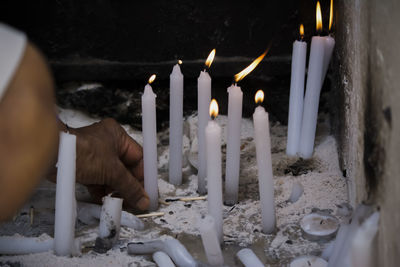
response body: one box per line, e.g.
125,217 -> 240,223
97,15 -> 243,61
118,130 -> 144,183
108,160 -> 149,211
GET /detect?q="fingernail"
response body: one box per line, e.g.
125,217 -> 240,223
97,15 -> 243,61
136,196 -> 150,210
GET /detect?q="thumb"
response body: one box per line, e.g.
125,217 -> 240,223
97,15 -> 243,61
107,160 -> 150,211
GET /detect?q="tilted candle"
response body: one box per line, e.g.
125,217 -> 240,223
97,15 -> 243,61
299,2 -> 326,159
142,75 -> 159,211
253,90 -> 276,234
169,63 -> 184,185
287,24 -> 307,156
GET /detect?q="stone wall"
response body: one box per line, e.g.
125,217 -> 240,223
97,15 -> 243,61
334,0 -> 400,265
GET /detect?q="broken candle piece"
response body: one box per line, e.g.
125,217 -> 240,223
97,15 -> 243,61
237,248 -> 264,267
290,256 -> 327,267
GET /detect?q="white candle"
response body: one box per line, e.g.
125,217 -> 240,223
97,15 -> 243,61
205,99 -> 223,243
286,24 -> 307,156
98,196 -> 123,243
0,234 -> 54,255
298,35 -> 325,159
54,132 -> 79,256
225,84 -> 243,205
253,90 -> 275,234
237,248 -> 264,267
142,76 -> 159,211
153,251 -> 176,267
169,64 -> 184,185
299,1 -> 327,159
197,70 -> 211,195
321,36 -> 335,82
290,256 -> 327,267
198,214 -> 224,266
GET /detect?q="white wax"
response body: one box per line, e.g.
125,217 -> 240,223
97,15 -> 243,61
290,256 -> 327,267
321,36 -> 335,83
205,120 -> 223,243
77,202 -> 144,230
0,234 -> 54,255
286,40 -> 307,156
142,84 -> 159,211
153,251 -> 176,267
299,36 -> 326,159
197,71 -> 211,194
54,132 -> 78,256
253,106 -> 275,234
350,212 -> 380,267
169,64 -> 184,185
225,84 -> 243,205
236,248 -> 264,267
99,196 -> 123,243
198,215 -> 224,266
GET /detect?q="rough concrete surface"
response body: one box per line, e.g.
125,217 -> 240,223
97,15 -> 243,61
335,0 -> 400,265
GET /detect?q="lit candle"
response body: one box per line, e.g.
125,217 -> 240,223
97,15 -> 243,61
142,74 -> 159,211
299,1 -> 326,159
286,24 -> 307,156
197,49 -> 215,195
225,50 -> 268,205
169,62 -> 184,185
198,214 -> 224,266
205,99 -> 223,243
54,132 -> 79,256
253,90 -> 275,234
322,0 -> 336,82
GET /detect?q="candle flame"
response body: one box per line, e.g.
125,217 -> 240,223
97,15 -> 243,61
300,24 -> 304,39
234,50 -> 267,82
329,0 -> 333,31
316,1 -> 323,33
205,49 -> 216,68
178,59 -> 183,65
148,74 -> 156,84
209,99 -> 219,119
255,90 -> 264,104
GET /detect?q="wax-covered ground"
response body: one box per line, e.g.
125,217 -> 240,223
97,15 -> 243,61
0,107 -> 348,266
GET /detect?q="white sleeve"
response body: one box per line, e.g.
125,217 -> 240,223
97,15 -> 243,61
0,23 -> 27,102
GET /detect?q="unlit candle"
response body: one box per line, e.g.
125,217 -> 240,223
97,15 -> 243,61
54,132 -> 79,256
237,248 -> 264,267
225,84 -> 243,205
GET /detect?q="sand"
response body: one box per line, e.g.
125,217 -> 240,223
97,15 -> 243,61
0,109 -> 348,266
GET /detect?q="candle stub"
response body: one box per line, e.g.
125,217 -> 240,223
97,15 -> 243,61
300,213 -> 339,241
289,256 -> 327,267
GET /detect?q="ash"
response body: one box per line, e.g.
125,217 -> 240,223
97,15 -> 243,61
0,108 -> 348,267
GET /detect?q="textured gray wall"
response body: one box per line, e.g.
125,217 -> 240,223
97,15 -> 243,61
335,0 -> 400,265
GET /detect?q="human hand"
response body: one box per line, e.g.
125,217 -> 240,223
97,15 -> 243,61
52,118 -> 149,212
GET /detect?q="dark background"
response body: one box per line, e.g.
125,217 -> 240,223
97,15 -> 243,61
0,0 -> 333,129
